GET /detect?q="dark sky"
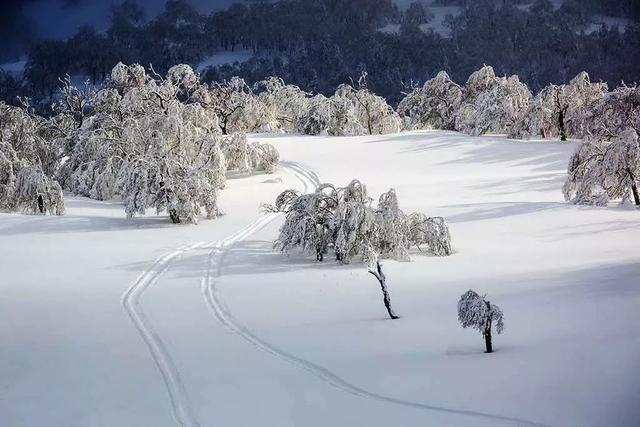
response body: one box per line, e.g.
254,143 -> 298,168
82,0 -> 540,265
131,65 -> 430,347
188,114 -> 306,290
0,0 -> 237,61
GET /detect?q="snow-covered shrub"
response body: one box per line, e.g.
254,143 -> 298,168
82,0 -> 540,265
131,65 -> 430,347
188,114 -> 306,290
0,103 -> 66,214
406,213 -> 452,256
221,132 -> 279,174
397,71 -> 463,130
563,128 -> 640,206
511,72 -> 607,140
14,165 -> 65,215
250,141 -> 280,173
455,66 -> 531,136
457,289 -> 504,353
223,132 -> 253,173
268,180 -> 452,263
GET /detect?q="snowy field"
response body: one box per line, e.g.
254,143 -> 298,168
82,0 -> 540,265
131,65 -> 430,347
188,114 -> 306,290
1,131 -> 639,426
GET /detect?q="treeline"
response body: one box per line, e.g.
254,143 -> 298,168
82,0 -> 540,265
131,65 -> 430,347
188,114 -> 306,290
2,0 -> 638,108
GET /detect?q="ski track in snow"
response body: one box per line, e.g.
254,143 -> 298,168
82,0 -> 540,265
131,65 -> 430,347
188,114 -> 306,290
202,162 -> 554,427
119,161 -> 316,427
121,242 -> 205,427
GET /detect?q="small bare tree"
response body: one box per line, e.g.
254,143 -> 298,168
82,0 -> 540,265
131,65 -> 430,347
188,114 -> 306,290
367,248 -> 399,320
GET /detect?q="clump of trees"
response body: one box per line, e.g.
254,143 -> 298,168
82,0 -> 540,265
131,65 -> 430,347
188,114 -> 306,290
1,62 -> 282,223
457,289 -> 504,353
395,66 -> 639,207
266,180 -> 452,263
298,75 -> 401,136
265,181 -> 452,318
511,72 -> 608,140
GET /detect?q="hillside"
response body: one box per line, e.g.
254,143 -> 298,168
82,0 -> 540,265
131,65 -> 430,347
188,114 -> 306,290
1,131 -> 638,426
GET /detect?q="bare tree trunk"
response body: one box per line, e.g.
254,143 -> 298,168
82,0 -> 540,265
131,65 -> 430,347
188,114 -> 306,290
484,328 -> 493,353
558,109 -> 567,141
368,261 -> 399,320
37,195 -> 45,214
484,300 -> 493,353
169,209 -> 180,224
628,169 -> 640,206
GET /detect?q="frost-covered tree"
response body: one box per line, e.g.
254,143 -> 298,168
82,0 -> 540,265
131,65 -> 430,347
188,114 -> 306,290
455,66 -> 531,136
254,77 -> 310,133
332,179 -> 375,263
0,103 -> 66,215
14,165 -> 65,215
0,142 -> 19,211
372,188 -> 410,261
205,77 -> 261,135
397,71 -> 463,131
511,72 -> 607,140
269,185 -> 338,261
297,94 -> 334,136
570,85 -> 640,140
563,128 -> 640,206
457,289 -> 504,353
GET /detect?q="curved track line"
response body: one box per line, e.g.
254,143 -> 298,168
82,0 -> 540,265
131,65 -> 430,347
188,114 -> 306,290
201,162 -> 553,427
280,160 -> 321,192
122,242 -> 205,427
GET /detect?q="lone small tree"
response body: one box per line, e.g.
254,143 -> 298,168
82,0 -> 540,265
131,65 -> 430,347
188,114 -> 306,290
366,248 -> 399,320
457,290 -> 504,353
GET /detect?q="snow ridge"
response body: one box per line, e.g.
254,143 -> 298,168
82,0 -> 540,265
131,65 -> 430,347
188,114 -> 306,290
202,163 -> 553,427
121,242 -> 206,427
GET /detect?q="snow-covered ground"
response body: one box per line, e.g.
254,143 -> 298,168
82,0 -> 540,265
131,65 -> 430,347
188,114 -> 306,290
1,131 -> 639,426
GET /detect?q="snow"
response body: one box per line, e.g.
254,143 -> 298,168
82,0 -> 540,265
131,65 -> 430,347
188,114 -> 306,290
419,6 -> 460,38
2,131 -> 640,426
196,50 -> 254,72
0,59 -> 27,77
584,15 -> 631,34
377,6 -> 461,38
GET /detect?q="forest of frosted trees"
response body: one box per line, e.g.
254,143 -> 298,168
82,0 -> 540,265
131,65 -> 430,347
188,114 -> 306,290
1,60 -> 638,223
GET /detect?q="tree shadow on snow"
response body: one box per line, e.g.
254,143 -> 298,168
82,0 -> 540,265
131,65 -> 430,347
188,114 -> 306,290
444,201 -> 566,223
1,213 -> 175,235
